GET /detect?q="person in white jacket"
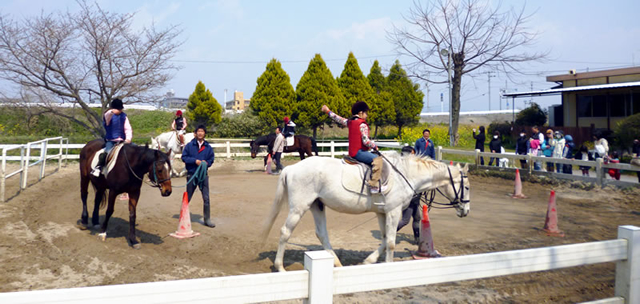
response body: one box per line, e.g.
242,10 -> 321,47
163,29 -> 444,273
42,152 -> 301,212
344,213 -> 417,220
593,135 -> 609,159
272,126 -> 285,172
552,130 -> 566,173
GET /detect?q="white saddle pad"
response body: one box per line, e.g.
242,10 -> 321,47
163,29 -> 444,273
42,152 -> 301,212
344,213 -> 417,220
340,161 -> 393,195
286,136 -> 294,146
90,144 -> 125,177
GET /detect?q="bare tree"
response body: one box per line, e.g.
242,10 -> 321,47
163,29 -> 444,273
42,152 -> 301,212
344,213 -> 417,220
0,1 -> 182,137
389,0 -> 546,145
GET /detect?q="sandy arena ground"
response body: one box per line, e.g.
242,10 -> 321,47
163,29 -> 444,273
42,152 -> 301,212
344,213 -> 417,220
0,157 -> 639,303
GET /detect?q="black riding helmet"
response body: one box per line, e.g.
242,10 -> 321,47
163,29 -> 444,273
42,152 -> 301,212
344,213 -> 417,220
351,101 -> 369,115
110,98 -> 124,110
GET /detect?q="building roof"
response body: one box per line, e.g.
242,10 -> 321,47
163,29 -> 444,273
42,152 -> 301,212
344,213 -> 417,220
546,66 -> 640,82
503,81 -> 640,98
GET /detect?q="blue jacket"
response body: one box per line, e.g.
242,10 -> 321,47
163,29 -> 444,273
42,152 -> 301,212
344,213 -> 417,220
181,138 -> 215,175
414,137 -> 436,159
541,139 -> 554,157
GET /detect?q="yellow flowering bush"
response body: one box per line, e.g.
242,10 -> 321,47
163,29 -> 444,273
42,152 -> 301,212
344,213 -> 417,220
399,124 -> 476,149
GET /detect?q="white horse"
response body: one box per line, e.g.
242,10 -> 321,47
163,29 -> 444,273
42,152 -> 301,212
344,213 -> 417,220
150,131 -> 194,177
262,152 -> 470,272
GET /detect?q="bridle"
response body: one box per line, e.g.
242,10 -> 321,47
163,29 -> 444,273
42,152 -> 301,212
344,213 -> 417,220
123,147 -> 171,188
425,167 -> 470,210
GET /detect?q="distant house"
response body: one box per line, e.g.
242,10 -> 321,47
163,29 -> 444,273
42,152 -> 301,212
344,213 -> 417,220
160,96 -> 188,109
225,91 -> 250,112
504,67 -> 640,131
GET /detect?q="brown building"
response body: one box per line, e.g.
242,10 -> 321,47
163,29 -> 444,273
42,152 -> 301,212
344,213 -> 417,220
504,67 -> 640,131
225,91 -> 250,112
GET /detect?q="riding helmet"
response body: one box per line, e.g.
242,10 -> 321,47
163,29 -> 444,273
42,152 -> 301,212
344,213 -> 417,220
110,98 -> 124,110
176,110 -> 183,116
283,116 -> 289,123
351,101 -> 369,115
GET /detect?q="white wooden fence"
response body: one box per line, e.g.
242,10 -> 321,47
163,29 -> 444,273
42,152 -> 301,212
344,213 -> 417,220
0,225 -> 637,304
0,137 -> 69,202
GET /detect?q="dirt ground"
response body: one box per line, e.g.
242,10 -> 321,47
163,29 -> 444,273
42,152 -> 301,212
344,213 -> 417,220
0,157 -> 639,303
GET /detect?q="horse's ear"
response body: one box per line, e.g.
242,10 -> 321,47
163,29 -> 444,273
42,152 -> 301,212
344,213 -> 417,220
165,150 -> 172,158
463,163 -> 469,172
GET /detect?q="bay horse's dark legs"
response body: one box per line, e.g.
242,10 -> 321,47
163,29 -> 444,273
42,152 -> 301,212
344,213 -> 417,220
80,173 -> 90,226
99,190 -> 118,239
128,189 -> 141,249
92,186 -> 105,228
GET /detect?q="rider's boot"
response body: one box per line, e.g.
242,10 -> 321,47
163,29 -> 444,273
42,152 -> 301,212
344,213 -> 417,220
91,152 -> 107,177
203,203 -> 216,228
369,157 -> 384,194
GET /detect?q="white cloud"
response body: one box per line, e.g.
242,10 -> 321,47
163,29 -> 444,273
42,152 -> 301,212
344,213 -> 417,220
131,2 -> 181,30
322,17 -> 392,41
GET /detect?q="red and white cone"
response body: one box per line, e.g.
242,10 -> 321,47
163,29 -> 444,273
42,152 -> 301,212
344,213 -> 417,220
412,205 -> 441,259
511,168 -> 527,198
543,190 -> 564,237
265,154 -> 273,174
170,192 -> 200,239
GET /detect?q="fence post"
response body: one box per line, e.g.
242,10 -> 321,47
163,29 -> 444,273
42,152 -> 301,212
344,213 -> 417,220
40,141 -> 47,180
58,138 -> 63,171
475,149 -> 480,166
437,146 -> 442,161
615,225 -> 640,303
527,153 -> 533,174
1,149 -> 5,203
303,250 -> 334,304
330,141 -> 335,158
226,141 -> 231,159
595,158 -> 604,187
22,143 -> 30,189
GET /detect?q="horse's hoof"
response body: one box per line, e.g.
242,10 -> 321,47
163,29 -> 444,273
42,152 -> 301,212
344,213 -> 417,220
132,243 -> 141,250
77,220 -> 89,230
93,225 -> 101,230
98,232 -> 107,241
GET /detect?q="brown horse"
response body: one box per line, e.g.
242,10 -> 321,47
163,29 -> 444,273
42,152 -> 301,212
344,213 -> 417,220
250,134 -> 318,165
79,139 -> 172,249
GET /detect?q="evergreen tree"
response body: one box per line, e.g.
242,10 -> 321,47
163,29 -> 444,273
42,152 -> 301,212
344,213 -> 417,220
186,81 -> 222,128
295,54 -> 346,138
367,60 -> 396,138
388,60 -> 424,138
336,52 -> 376,119
250,59 -> 296,128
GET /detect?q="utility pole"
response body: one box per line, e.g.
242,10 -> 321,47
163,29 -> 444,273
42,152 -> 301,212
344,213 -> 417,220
488,71 -> 496,111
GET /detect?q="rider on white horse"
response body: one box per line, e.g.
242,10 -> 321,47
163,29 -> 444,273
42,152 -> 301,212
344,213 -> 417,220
322,101 -> 383,193
171,110 -> 188,147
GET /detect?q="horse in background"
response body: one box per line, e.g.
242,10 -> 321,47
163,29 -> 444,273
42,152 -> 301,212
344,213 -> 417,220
79,139 -> 173,249
250,133 -> 318,165
262,152 -> 470,271
150,131 -> 194,176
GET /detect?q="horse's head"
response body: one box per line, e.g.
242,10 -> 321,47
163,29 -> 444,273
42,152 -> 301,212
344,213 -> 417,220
438,163 -> 470,217
249,140 -> 258,158
149,149 -> 172,197
150,137 -> 159,150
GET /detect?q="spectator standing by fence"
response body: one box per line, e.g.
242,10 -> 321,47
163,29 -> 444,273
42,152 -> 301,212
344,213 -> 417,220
515,130 -> 529,169
414,129 -> 436,159
529,135 -> 542,171
632,139 -> 640,183
563,135 -> 576,174
606,151 -> 621,180
542,129 -> 555,172
578,145 -> 593,177
488,131 -> 502,167
472,126 -> 486,165
553,131 -> 566,173
593,134 -> 609,159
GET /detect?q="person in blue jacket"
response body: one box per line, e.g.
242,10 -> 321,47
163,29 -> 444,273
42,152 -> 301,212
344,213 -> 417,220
182,125 -> 216,228
414,129 -> 436,159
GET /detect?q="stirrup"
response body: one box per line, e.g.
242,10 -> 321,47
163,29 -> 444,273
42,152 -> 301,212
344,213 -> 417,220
91,168 -> 101,177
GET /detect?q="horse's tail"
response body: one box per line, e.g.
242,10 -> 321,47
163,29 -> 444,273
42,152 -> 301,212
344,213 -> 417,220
260,169 -> 288,243
311,137 -> 318,156
90,183 -> 108,210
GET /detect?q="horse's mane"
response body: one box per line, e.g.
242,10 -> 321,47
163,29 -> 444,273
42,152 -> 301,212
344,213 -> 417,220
400,152 -> 447,171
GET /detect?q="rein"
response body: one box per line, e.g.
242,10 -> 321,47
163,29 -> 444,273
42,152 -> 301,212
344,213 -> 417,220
123,147 -> 170,188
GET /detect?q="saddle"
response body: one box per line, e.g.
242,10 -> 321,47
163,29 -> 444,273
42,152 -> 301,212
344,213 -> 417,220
341,156 -> 393,195
90,143 -> 125,177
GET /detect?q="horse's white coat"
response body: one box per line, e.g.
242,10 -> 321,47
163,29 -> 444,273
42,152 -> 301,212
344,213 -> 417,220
262,152 -> 470,272
150,131 -> 194,177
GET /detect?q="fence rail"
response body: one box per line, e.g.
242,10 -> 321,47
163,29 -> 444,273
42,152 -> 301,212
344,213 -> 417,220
1,225 -> 637,304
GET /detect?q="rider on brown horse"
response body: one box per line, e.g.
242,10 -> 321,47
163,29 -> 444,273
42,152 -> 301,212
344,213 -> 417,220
283,116 -> 295,146
92,98 -> 132,177
172,110 -> 188,147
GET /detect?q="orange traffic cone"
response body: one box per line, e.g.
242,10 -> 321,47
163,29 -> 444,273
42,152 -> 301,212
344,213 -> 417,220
169,192 -> 200,239
511,168 -> 527,198
412,205 -> 441,259
265,154 -> 273,174
450,161 -> 454,165
543,190 -> 564,237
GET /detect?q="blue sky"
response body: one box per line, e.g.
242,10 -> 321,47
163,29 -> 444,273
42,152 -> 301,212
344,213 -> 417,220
3,0 -> 640,113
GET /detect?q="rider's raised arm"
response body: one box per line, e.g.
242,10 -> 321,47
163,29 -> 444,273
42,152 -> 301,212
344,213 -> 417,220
359,122 -> 376,150
124,116 -> 132,143
327,111 -> 348,127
